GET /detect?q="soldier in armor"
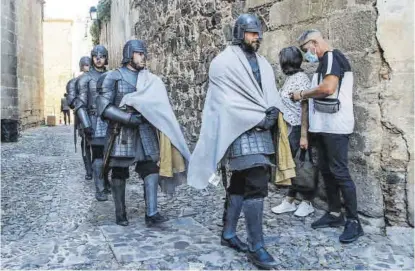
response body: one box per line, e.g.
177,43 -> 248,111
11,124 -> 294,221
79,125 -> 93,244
66,56 -> 92,180
74,46 -> 110,201
97,39 -> 190,227
188,14 -> 285,269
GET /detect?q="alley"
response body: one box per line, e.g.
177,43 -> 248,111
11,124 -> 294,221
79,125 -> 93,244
1,125 -> 414,270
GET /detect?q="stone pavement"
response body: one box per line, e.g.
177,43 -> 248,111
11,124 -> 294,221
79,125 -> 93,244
1,125 -> 414,270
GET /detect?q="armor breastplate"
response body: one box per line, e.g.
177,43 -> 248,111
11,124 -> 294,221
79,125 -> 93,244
87,68 -> 108,144
110,68 -> 160,161
228,128 -> 274,158
87,69 -> 103,112
114,67 -> 139,106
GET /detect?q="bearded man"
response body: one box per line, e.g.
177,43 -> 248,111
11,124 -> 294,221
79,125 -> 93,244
188,14 -> 287,270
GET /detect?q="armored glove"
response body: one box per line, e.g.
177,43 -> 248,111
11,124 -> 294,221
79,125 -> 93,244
256,106 -> 280,130
127,113 -> 144,127
84,126 -> 94,136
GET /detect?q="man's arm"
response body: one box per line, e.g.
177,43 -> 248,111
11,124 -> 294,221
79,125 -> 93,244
74,75 -> 92,129
291,51 -> 342,101
66,79 -> 77,109
96,71 -> 138,125
291,75 -> 339,101
300,100 -> 309,149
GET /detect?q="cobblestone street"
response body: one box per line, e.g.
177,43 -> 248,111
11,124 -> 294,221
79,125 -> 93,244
1,126 -> 414,270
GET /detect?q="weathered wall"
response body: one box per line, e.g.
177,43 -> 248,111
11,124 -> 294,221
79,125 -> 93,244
1,0 -> 19,121
43,20 -> 73,125
1,0 -> 45,139
15,0 -> 45,129
71,16 -> 94,77
100,0 -> 414,226
99,0 -> 137,68
375,0 -> 414,226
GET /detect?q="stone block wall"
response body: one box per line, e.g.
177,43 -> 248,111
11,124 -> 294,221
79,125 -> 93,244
43,20 -> 73,125
15,0 -> 45,129
1,0 -> 45,140
1,0 -> 19,121
100,0 -> 414,226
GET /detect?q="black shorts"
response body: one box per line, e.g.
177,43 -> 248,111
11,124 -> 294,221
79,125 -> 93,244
228,166 -> 270,199
111,161 -> 159,180
91,146 -> 104,160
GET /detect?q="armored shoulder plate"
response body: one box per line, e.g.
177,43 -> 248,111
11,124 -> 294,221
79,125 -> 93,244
117,66 -> 139,88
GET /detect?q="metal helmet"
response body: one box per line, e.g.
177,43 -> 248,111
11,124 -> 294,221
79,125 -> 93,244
79,56 -> 91,71
232,14 -> 263,45
91,45 -> 109,65
122,39 -> 147,65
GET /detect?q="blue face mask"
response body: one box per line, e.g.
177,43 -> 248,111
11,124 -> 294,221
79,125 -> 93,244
304,49 -> 319,63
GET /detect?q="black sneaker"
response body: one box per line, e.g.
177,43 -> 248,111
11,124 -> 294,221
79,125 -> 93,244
339,219 -> 364,243
145,212 -> 169,227
311,213 -> 345,229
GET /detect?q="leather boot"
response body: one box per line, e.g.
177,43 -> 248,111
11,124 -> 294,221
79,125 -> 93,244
93,159 -> 108,201
244,198 -> 278,270
112,178 -> 128,226
143,174 -> 168,226
221,194 -> 248,252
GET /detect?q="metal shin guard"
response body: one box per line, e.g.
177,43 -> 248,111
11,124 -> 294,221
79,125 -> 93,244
82,155 -> 89,172
222,194 -> 244,239
111,178 -> 128,226
243,198 -> 265,252
84,146 -> 93,177
104,174 -> 111,194
92,159 -> 108,201
143,174 -> 159,217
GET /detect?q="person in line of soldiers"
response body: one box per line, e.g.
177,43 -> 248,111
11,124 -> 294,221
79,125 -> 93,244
60,93 -> 71,125
75,46 -> 110,201
188,14 -> 287,270
96,39 -> 190,227
66,56 -> 92,180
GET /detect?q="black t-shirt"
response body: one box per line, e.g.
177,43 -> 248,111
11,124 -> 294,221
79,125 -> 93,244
316,49 -> 351,82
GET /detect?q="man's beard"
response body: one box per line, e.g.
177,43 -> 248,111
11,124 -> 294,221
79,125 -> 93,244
130,61 -> 145,71
242,39 -> 260,52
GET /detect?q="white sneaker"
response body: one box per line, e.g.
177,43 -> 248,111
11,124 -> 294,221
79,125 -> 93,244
271,199 -> 297,214
294,201 -> 315,217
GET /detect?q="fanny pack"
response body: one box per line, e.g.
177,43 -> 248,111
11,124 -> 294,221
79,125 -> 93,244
314,70 -> 343,114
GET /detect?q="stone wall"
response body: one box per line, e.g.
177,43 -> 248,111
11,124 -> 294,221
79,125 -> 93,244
1,0 -> 19,122
71,16 -> 94,77
1,0 -> 45,140
100,0 -> 414,227
15,0 -> 45,129
43,20 -> 73,125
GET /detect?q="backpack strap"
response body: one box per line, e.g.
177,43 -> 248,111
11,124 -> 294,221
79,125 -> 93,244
317,53 -> 344,99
